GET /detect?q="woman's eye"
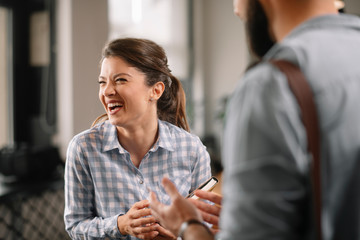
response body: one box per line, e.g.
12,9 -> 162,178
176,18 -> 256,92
116,78 -> 127,83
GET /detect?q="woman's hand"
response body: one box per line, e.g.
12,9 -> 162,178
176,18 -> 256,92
117,200 -> 159,240
188,190 -> 222,234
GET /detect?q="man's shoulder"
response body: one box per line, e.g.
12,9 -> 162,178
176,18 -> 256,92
241,61 -> 283,88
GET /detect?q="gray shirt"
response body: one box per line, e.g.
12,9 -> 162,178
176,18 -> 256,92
218,14 -> 360,240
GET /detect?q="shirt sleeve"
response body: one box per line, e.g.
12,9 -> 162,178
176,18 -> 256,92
64,137 -> 125,240
218,63 -> 312,240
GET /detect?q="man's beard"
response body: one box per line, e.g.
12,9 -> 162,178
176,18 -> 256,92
246,0 -> 275,59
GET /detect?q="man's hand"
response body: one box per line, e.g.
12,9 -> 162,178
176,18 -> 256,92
149,177 -> 203,236
153,225 -> 176,240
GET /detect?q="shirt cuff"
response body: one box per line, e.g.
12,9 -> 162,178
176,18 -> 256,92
104,214 -> 127,239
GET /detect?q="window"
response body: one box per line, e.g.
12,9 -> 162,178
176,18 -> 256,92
108,0 -> 190,80
0,7 -> 13,148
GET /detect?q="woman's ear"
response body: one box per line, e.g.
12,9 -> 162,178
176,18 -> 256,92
151,81 -> 165,101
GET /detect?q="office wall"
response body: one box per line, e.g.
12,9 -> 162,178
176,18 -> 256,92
0,8 -> 9,148
345,0 -> 360,15
56,0 -> 108,158
198,0 -> 249,145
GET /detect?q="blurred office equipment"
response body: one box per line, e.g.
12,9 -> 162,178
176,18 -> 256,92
0,0 -> 61,179
0,0 -> 66,239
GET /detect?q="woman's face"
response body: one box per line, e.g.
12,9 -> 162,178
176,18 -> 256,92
98,56 -> 154,129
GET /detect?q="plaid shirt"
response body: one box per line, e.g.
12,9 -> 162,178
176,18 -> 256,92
64,120 -> 211,240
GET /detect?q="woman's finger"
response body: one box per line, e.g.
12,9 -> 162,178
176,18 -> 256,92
133,199 -> 150,209
198,209 -> 219,226
136,230 -> 159,240
130,216 -> 157,228
129,208 -> 152,219
194,190 -> 222,205
189,198 -> 221,216
149,192 -> 164,219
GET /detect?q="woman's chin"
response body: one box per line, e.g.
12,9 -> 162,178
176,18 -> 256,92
108,117 -> 122,127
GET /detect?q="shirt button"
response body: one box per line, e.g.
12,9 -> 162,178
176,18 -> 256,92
139,180 -> 144,184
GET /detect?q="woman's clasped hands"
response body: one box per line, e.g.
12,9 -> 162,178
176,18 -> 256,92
117,199 -> 176,240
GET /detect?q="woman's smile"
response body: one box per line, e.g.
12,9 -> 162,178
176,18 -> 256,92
107,102 -> 124,115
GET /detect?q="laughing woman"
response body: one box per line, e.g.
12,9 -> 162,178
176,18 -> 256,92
64,38 -> 211,240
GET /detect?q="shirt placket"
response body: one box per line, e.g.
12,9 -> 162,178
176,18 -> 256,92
137,153 -> 151,200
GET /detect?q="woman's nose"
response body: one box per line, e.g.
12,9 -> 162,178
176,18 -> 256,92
102,82 -> 116,96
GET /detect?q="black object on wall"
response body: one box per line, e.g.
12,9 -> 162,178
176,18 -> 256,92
0,0 -> 61,180
0,0 -> 57,145
10,0 -> 57,145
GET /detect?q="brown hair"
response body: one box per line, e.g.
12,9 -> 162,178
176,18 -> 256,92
92,38 -> 189,132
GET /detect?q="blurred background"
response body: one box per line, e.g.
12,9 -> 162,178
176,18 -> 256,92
0,0 -> 357,239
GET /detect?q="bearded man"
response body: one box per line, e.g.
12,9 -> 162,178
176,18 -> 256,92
150,0 -> 360,239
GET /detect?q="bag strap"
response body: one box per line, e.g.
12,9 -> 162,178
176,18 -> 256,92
270,60 -> 322,240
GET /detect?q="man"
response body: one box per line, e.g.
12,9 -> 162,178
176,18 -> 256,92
150,0 -> 360,239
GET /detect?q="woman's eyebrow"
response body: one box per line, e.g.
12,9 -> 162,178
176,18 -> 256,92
113,73 -> 132,79
98,73 -> 131,80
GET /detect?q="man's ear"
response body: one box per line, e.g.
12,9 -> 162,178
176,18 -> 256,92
151,81 -> 165,101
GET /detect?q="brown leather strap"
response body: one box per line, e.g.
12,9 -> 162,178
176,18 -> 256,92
270,60 -> 322,240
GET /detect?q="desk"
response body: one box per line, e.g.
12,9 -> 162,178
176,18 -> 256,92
0,170 -> 70,240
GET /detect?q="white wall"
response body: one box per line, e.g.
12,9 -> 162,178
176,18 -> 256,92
0,8 -> 9,148
56,0 -> 108,158
345,0 -> 360,15
198,0 -> 249,145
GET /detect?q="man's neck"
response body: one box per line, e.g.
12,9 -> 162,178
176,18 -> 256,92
268,0 -> 338,42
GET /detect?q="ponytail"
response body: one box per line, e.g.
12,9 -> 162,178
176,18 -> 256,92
91,113 -> 108,128
157,75 -> 189,132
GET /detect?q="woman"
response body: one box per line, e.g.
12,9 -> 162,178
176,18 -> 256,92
64,38 -> 211,240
